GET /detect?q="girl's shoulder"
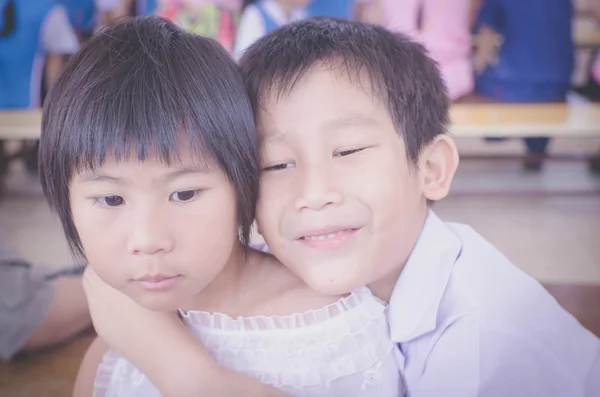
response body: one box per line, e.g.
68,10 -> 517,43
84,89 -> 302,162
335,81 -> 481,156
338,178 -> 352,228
179,285 -> 394,390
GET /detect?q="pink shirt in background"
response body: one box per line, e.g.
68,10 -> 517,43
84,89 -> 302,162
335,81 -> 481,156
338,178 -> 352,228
381,0 -> 473,100
156,0 -> 243,53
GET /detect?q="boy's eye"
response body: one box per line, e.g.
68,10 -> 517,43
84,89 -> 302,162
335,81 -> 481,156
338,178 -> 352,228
262,162 -> 295,172
96,195 -> 124,207
170,189 -> 201,202
334,148 -> 366,157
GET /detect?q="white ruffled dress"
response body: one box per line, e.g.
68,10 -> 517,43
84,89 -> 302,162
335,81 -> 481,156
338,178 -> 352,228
93,287 -> 402,396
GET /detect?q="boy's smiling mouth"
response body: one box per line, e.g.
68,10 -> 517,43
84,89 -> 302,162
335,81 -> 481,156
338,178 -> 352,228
297,227 -> 360,249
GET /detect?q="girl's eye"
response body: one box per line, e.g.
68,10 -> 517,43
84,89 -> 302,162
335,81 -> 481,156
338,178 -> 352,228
262,163 -> 295,172
335,148 -> 366,157
170,190 -> 201,202
96,196 -> 124,207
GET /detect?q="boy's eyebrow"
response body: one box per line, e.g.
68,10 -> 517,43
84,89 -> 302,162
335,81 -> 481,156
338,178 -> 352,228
260,116 -> 378,143
322,116 -> 379,132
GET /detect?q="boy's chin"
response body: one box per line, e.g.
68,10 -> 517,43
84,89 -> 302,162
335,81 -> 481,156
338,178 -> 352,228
299,261 -> 370,297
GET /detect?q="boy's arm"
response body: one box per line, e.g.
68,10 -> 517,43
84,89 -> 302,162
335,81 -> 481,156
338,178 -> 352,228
83,267 -> 287,397
73,337 -> 110,397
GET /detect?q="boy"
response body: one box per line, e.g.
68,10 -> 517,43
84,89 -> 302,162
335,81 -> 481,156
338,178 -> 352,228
84,18 -> 600,396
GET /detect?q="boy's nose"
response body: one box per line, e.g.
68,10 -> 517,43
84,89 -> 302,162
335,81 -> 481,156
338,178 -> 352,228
293,166 -> 343,211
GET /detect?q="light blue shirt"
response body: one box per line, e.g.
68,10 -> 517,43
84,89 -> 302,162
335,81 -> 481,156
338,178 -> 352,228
389,211 -> 600,396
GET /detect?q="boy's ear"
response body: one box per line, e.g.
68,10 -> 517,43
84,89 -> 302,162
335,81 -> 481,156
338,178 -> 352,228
419,135 -> 459,201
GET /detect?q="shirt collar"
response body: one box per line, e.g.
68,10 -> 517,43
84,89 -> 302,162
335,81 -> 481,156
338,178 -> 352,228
388,210 -> 463,343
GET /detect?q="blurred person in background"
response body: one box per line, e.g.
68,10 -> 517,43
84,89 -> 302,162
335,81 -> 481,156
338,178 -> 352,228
234,0 -> 310,59
380,0 -> 476,101
574,0 -> 600,103
0,2 -> 89,358
572,0 -> 600,174
0,0 -> 79,108
60,0 -> 128,39
114,0 -> 158,16
234,0 -> 376,59
0,235 -> 91,361
0,0 -> 79,183
472,0 -> 574,171
156,0 -> 243,54
307,0 -> 377,22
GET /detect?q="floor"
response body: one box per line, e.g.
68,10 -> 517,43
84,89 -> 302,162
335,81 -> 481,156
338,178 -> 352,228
0,137 -> 599,396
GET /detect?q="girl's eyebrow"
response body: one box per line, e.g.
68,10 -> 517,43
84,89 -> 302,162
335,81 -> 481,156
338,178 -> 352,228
160,166 -> 213,182
78,166 -> 212,185
78,173 -> 125,185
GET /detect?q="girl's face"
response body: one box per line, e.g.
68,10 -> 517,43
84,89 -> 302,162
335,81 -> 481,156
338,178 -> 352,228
70,152 -> 240,311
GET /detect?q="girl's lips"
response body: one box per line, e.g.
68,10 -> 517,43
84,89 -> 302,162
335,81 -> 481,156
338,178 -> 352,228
133,275 -> 181,291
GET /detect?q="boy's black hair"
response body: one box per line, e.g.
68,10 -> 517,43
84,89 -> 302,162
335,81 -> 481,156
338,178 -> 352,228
39,16 -> 259,259
239,17 -> 449,164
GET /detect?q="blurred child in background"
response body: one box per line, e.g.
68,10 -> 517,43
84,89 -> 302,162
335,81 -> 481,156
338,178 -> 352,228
157,0 -> 242,53
473,0 -> 574,171
380,0 -> 475,101
234,0 -> 310,58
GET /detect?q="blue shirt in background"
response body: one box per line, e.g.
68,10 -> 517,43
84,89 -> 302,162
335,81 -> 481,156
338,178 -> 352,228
0,0 -> 54,108
308,0 -> 355,20
60,0 -> 95,33
475,0 -> 574,102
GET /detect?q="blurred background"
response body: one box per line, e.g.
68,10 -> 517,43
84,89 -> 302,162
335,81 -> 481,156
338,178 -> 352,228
0,0 -> 599,395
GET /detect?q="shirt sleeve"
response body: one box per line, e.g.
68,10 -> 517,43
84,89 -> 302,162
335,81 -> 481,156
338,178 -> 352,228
409,318 -> 600,397
475,0 -> 503,32
41,5 -> 79,55
233,5 -> 266,60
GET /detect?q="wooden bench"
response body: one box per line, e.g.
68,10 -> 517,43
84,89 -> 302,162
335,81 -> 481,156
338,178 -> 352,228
450,103 -> 600,138
0,109 -> 42,141
1,104 -> 599,199
2,104 -> 600,141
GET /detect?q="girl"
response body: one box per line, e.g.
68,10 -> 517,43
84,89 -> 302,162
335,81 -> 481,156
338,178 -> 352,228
39,16 -> 401,397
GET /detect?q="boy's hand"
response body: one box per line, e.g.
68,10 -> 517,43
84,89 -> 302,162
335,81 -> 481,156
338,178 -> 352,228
82,267 -> 206,394
82,268 -> 288,396
473,26 -> 503,74
82,266 -> 171,353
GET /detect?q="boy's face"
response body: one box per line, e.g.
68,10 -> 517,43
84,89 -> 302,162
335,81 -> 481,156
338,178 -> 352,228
70,152 -> 240,311
255,66 -> 432,297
